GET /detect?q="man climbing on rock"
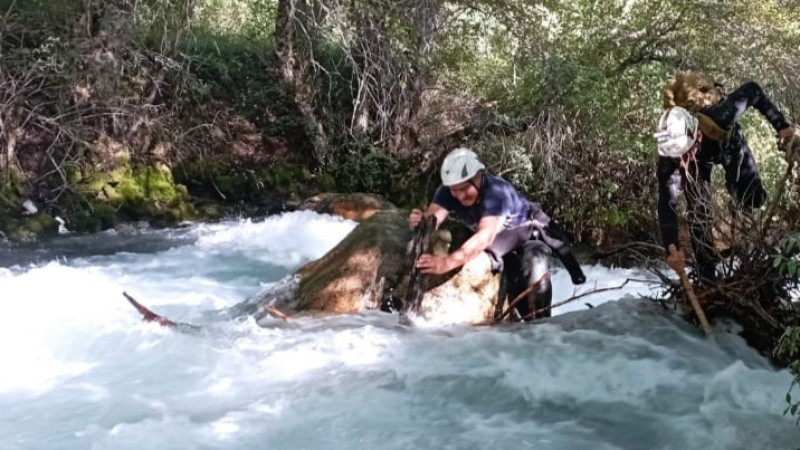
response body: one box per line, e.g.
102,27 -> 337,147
655,71 -> 798,281
408,147 -> 586,320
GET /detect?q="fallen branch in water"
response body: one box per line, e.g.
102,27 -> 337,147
522,279 -> 631,321
123,291 -> 202,333
494,272 -> 550,323
124,291 -> 178,327
263,305 -> 289,322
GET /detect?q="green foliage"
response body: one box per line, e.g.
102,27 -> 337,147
427,0 -> 799,239
179,31 -> 309,147
773,233 -> 800,440
133,0 -> 197,50
194,0 -> 277,39
776,326 -> 800,426
328,139 -> 399,197
773,233 -> 800,278
177,158 -> 252,201
4,0 -> 800,243
470,137 -> 535,192
264,159 -> 309,189
0,0 -> 81,35
176,155 -> 311,204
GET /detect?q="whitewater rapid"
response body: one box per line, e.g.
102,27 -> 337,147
0,211 -> 796,450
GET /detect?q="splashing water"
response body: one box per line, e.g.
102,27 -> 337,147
0,211 -> 797,450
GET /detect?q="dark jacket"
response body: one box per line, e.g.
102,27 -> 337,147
657,82 -> 791,251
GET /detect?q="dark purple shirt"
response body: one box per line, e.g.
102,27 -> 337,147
433,173 -> 531,231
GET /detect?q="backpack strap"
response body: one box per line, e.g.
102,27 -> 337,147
695,112 -> 730,143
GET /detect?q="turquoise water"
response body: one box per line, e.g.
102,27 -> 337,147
0,211 -> 796,450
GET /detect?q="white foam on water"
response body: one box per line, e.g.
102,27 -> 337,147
0,211 -> 797,450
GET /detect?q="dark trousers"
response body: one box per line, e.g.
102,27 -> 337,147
686,143 -> 765,280
501,240 -> 552,319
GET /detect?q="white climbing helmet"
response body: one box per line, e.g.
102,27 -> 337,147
440,148 -> 485,186
654,106 -> 699,158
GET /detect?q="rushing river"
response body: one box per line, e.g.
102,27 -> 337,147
0,211 -> 797,450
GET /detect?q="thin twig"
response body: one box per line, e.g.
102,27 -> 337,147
495,272 -> 550,323
522,280 -> 631,320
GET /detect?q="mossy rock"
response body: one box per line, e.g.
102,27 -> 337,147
1,214 -> 59,241
136,163 -> 181,203
193,199 -> 231,220
66,204 -> 119,233
285,209 -> 500,324
0,172 -> 25,209
65,162 -> 195,231
137,198 -> 196,226
79,162 -> 189,205
0,173 -> 61,241
292,210 -> 412,313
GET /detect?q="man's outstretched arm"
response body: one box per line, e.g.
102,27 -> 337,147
416,215 -> 503,275
408,203 -> 449,230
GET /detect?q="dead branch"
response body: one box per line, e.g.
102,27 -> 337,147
495,272 -> 551,323
521,279 -> 632,321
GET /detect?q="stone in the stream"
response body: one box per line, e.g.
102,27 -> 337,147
272,194 -> 500,325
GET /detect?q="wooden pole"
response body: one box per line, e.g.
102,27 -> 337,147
677,269 -> 712,335
668,245 -> 712,335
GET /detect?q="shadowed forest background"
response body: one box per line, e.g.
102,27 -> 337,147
2,0 -> 798,242
3,0 -> 800,427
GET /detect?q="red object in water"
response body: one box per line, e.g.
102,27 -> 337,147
123,292 -> 177,327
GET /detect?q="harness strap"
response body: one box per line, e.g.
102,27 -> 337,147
696,112 -> 730,143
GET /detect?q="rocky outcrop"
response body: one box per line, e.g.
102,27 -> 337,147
413,251 -> 499,325
273,195 -> 501,325
290,210 -> 409,314
299,192 -> 397,221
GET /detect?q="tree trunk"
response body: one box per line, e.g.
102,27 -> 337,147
388,0 -> 443,156
275,0 -> 329,162
0,102 -> 19,175
172,0 -> 199,54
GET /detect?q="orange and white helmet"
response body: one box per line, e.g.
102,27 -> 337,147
654,106 -> 699,158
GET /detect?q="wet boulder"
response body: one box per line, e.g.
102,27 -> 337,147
273,205 -> 501,325
299,192 -> 397,221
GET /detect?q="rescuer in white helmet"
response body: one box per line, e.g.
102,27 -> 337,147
657,73 -> 797,281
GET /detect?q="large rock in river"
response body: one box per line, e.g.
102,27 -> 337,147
272,194 -> 501,325
298,192 -> 398,221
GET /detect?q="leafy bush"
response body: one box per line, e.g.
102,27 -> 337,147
773,233 -> 800,437
776,326 -> 800,426
328,139 -> 399,196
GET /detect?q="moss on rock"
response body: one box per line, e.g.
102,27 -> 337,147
61,161 -> 196,233
0,173 -> 61,241
1,214 -> 59,242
